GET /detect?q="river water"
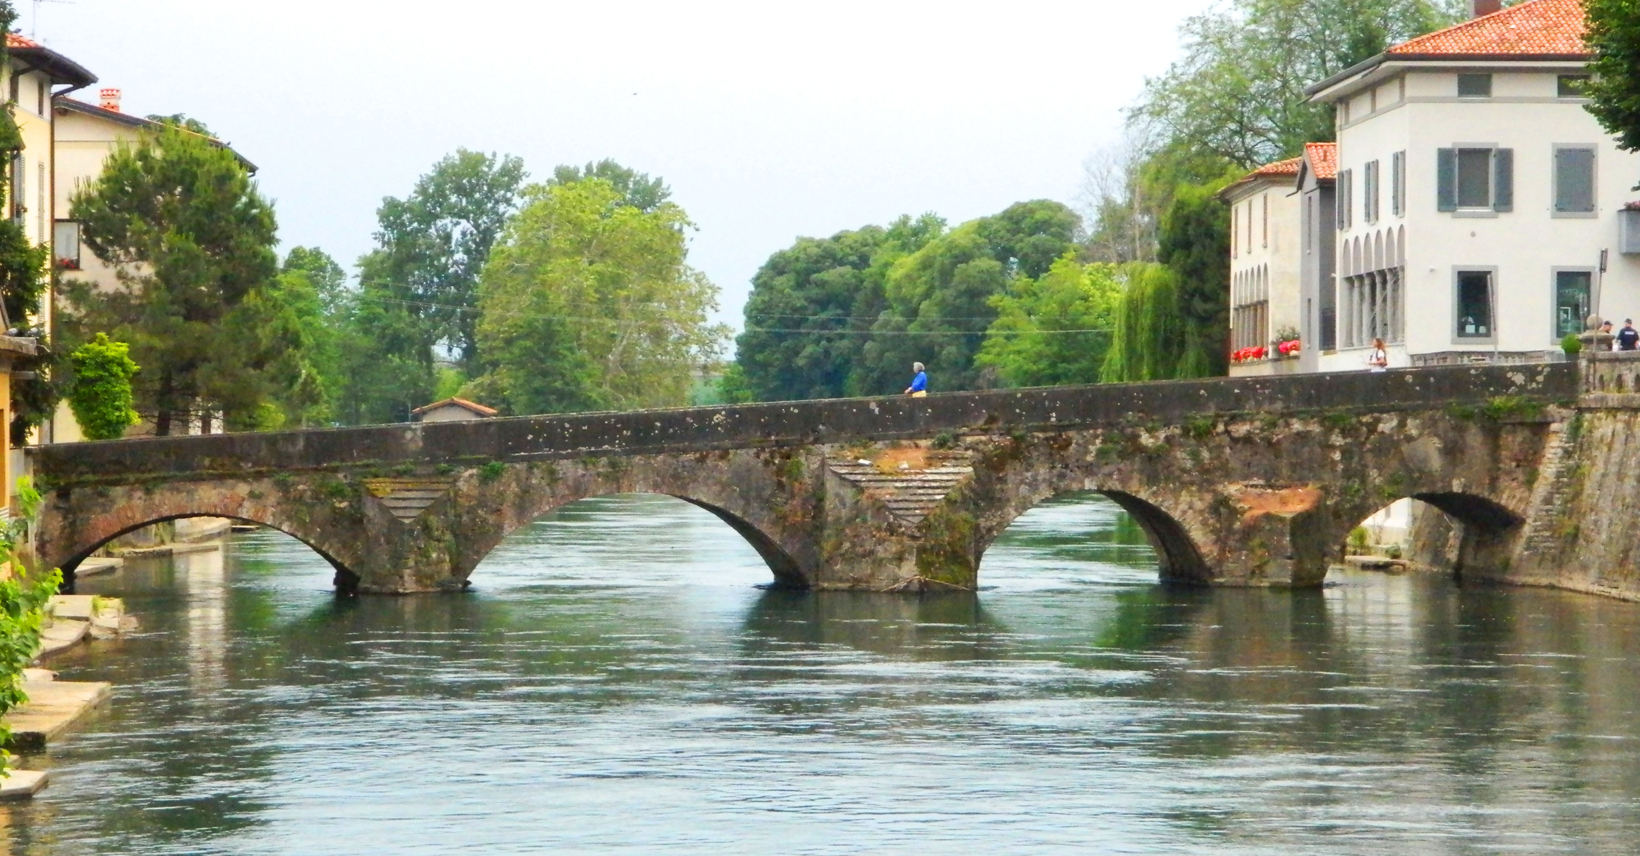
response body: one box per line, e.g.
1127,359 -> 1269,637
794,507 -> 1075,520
6,493 -> 1640,854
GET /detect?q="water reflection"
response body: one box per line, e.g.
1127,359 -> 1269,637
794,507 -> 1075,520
0,493 -> 1636,854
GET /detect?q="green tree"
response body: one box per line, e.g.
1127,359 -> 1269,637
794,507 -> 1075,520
1584,0 -> 1640,176
65,333 -> 139,440
356,149 -> 527,377
977,255 -> 1122,387
65,123 -> 283,434
1159,177 -> 1237,377
468,178 -> 727,414
856,200 -> 1081,394
1102,263 -> 1186,383
1133,0 -> 1465,169
550,158 -> 672,213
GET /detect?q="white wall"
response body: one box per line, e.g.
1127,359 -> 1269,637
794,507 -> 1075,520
1319,65 -> 1640,372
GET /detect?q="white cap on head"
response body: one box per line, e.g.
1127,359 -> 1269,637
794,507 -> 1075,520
913,362 -> 925,372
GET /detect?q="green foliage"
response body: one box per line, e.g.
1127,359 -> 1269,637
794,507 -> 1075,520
467,178 -> 727,415
931,431 -> 956,450
1186,415 -> 1216,440
1348,526 -> 1371,552
0,477 -> 63,774
550,159 -> 671,213
735,214 -> 942,401
1482,395 -> 1544,421
1584,0 -> 1640,163
1562,333 -> 1584,356
1101,263 -> 1185,383
64,122 -> 284,435
861,201 -> 1081,394
66,333 -> 139,440
1159,177 -> 1237,377
354,149 -> 527,382
976,254 -> 1121,388
478,461 -> 506,482
1132,0 -> 1466,168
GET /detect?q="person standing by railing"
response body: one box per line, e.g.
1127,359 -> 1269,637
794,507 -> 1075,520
905,362 -> 928,397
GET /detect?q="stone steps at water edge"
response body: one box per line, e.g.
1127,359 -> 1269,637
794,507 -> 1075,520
827,455 -> 975,526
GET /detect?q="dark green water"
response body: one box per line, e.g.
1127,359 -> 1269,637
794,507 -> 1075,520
5,493 -> 1640,854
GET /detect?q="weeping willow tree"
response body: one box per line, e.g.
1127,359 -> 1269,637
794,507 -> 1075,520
1100,263 -> 1185,383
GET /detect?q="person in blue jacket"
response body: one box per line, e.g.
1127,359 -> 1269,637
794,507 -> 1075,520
905,362 -> 928,397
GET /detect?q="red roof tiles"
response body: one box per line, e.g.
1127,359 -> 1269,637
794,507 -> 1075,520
4,33 -> 40,49
411,397 -> 498,418
1250,156 -> 1302,178
1304,142 -> 1337,181
1388,0 -> 1586,57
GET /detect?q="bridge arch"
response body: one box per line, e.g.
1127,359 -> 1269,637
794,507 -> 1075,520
975,484 -> 1212,586
34,480 -> 370,593
447,452 -> 820,590
1331,489 -> 1523,579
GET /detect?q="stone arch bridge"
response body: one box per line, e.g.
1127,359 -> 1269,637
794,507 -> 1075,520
29,361 -> 1638,600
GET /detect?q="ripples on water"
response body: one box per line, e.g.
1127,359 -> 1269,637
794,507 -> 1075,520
8,494 -> 1640,854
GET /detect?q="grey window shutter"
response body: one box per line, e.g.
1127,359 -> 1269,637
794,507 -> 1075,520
1493,148 -> 1514,212
1391,152 -> 1403,216
1437,148 -> 1457,212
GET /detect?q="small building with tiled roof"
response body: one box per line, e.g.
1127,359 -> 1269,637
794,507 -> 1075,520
1222,156 -> 1306,376
1294,0 -> 1640,373
411,398 -> 499,423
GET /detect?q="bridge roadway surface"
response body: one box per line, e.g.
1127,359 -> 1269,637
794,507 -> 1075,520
27,362 -> 1585,596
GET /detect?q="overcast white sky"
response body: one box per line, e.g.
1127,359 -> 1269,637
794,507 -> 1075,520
24,0 -> 1214,328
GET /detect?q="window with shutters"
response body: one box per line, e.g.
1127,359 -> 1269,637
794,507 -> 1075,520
1437,146 -> 1512,214
1552,145 -> 1596,216
1454,269 -> 1495,341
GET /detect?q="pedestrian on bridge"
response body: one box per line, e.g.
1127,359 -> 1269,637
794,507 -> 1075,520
1366,338 -> 1388,372
905,362 -> 928,398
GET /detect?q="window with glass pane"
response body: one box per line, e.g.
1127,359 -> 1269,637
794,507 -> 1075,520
1558,75 -> 1589,98
1455,271 -> 1493,338
1456,148 -> 1492,208
1457,74 -> 1492,97
1554,147 -> 1596,214
1555,271 -> 1592,339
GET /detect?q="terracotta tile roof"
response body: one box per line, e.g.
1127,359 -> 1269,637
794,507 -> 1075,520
1250,156 -> 1303,178
1304,142 -> 1337,180
1388,0 -> 1586,57
5,33 -> 40,49
411,397 -> 498,418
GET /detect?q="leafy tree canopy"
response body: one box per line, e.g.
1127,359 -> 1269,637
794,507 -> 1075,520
66,122 -> 283,435
1132,0 -> 1467,169
976,255 -> 1122,388
467,178 -> 727,415
550,158 -> 672,213
357,149 -> 527,375
1584,0 -> 1640,164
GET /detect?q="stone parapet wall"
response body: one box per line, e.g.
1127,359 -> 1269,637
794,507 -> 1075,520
30,363 -> 1577,485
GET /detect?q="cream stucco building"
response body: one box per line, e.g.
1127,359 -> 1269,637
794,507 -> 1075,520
1307,0 -> 1637,371
0,34 -> 95,499
1222,157 -> 1304,376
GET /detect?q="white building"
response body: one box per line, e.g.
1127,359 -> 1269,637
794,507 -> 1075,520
1305,0 -> 1638,370
1222,157 -> 1304,376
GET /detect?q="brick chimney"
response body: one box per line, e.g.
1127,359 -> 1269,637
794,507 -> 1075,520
98,88 -> 121,112
1473,0 -> 1501,17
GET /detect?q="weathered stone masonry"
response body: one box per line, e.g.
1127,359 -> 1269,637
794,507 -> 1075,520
33,361 -> 1640,600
